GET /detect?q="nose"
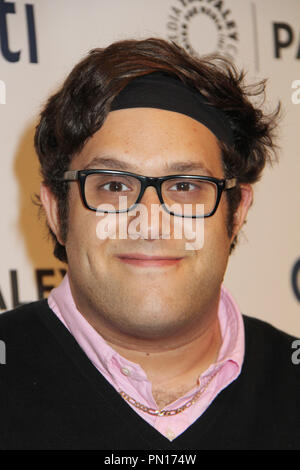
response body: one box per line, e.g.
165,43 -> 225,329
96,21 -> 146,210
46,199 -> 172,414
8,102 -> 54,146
127,185 -> 168,241
139,185 -> 161,207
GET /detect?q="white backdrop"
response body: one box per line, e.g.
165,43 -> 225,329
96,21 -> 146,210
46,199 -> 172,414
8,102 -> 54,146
0,0 -> 299,336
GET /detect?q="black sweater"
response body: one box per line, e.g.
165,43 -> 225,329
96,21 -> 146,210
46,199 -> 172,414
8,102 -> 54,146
0,300 -> 299,450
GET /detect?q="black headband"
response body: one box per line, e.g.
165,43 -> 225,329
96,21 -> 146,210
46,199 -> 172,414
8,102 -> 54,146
110,72 -> 234,146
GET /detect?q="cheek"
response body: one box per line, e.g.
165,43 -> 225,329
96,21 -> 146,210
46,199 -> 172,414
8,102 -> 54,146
65,190 -> 105,257
194,207 -> 231,273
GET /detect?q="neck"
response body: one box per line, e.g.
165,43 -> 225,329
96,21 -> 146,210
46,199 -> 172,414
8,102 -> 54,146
104,311 -> 222,393
69,274 -> 223,403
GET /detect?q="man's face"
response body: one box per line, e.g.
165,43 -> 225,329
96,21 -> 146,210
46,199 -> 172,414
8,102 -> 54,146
45,108 -> 248,345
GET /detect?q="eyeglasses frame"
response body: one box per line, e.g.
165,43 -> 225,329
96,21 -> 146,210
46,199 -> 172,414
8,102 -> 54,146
62,169 -> 237,218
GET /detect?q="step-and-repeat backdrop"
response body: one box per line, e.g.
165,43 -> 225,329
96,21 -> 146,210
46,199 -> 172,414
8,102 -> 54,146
0,0 -> 299,336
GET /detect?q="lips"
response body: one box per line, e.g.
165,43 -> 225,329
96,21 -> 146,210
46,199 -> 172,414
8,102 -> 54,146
117,253 -> 184,267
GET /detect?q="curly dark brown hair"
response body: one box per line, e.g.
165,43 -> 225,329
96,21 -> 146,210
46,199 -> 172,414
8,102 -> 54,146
34,37 -> 280,262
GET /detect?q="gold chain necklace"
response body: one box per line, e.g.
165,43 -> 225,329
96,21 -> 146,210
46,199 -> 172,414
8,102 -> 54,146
119,369 -> 219,417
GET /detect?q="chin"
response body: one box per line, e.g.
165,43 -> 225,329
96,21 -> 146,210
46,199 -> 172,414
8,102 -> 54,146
113,311 -> 192,341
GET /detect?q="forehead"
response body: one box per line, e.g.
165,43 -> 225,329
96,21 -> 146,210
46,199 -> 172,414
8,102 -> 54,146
72,108 -> 224,176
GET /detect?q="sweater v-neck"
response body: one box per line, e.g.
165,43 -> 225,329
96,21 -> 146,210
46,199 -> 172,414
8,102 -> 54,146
36,299 -> 240,449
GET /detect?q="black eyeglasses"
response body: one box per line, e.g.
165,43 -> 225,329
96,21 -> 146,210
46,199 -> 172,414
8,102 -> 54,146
62,169 -> 237,218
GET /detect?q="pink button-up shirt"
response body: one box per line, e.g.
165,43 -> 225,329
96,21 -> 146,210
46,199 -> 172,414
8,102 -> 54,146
48,274 -> 244,441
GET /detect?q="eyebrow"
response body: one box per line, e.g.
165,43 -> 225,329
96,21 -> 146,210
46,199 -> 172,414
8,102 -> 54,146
84,156 -> 213,176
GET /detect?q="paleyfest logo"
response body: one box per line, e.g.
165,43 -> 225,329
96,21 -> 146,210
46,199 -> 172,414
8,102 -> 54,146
167,0 -> 238,59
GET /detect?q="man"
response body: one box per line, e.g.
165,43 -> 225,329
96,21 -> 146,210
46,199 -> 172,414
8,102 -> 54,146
0,38 -> 299,450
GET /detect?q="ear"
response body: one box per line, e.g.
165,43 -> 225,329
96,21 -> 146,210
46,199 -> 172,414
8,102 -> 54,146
230,184 -> 253,244
40,184 -> 65,245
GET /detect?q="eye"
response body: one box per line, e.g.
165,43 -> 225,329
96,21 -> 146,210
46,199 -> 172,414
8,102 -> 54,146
101,181 -> 131,192
167,181 -> 201,192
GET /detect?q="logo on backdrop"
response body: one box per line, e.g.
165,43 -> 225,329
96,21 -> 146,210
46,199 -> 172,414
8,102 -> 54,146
0,0 -> 38,63
0,269 -> 66,311
166,0 -> 238,59
291,259 -> 300,303
273,23 -> 300,59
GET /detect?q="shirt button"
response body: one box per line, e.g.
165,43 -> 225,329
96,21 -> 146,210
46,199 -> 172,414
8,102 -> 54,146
165,428 -> 176,441
121,367 -> 131,376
